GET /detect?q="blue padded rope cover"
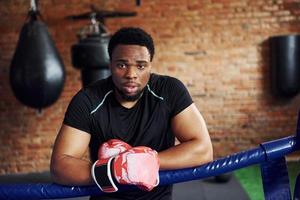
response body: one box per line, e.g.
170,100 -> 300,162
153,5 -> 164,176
293,111 -> 300,200
0,135 -> 298,200
259,111 -> 300,200
162,135 -> 299,186
295,111 -> 300,200
292,110 -> 300,200
260,157 -> 291,200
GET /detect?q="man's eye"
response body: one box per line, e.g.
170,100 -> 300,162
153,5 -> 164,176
117,63 -> 126,68
137,64 -> 146,70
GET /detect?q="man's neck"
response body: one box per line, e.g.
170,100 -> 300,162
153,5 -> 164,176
119,100 -> 139,109
114,91 -> 143,109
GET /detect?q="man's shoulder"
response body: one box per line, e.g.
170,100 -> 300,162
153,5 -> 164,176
150,73 -> 176,83
83,76 -> 113,95
74,76 -> 113,105
151,72 -> 172,79
150,73 -> 182,88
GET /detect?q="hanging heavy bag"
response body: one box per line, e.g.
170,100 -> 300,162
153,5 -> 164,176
10,6 -> 65,110
72,34 -> 110,69
270,35 -> 300,98
71,33 -> 110,86
68,9 -> 137,87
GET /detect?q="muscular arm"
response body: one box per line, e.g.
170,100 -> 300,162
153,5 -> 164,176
158,103 -> 213,170
50,125 -> 93,185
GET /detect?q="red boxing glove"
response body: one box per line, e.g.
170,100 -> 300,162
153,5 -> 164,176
91,139 -> 132,192
92,145 -> 160,193
114,146 -> 160,191
98,139 -> 132,159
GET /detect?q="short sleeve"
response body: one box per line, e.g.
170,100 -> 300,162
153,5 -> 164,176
63,90 -> 92,134
166,77 -> 193,117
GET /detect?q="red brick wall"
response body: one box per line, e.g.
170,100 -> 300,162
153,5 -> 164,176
0,0 -> 300,174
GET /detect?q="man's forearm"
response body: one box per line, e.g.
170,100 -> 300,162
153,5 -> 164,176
51,155 -> 94,186
158,139 -> 213,170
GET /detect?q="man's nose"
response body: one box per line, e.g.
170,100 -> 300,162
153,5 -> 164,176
125,66 -> 138,78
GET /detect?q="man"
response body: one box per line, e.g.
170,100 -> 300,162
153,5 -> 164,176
50,27 -> 213,200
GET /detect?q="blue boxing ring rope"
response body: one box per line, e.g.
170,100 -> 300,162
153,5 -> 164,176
1,113 -> 300,200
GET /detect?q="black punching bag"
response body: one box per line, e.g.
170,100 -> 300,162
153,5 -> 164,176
10,11 -> 65,109
71,33 -> 110,86
270,35 -> 300,97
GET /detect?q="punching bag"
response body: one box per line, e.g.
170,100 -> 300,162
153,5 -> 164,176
67,8 -> 138,86
71,33 -> 110,86
10,11 -> 65,109
270,35 -> 300,97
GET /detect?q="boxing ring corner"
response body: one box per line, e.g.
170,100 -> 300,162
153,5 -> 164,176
1,112 -> 300,200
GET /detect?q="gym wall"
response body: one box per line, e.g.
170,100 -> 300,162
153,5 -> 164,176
0,0 -> 300,174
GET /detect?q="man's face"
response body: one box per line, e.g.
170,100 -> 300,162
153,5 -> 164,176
110,44 -> 152,102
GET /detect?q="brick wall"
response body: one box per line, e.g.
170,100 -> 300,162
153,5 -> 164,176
0,0 -> 300,174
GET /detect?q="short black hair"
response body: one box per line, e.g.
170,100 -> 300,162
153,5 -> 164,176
108,27 -> 155,61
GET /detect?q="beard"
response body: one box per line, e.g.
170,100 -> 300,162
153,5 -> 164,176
114,85 -> 145,101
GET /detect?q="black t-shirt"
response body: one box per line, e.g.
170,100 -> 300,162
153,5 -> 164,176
63,73 -> 193,200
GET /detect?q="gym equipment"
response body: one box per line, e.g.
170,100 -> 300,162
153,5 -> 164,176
10,0 -> 65,110
270,35 -> 300,98
67,6 -> 136,86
